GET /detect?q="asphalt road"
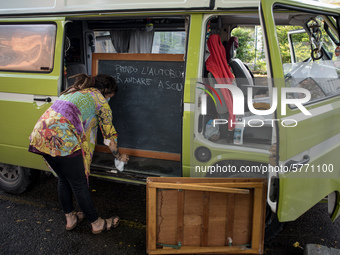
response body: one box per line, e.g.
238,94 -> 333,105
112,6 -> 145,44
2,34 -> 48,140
0,173 -> 339,255
0,174 -> 147,255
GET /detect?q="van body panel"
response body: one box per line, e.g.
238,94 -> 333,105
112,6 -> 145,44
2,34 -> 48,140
191,126 -> 271,178
182,110 -> 194,177
0,0 -> 211,15
0,18 -> 65,95
282,102 -> 340,160
0,76 -> 59,96
215,0 -> 260,9
184,14 -> 202,104
1,144 -> 48,172
182,14 -> 203,176
261,0 -> 340,221
278,144 -> 340,221
0,18 -> 65,171
0,96 -> 51,170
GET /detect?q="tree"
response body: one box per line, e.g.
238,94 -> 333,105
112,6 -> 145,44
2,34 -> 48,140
231,27 -> 255,63
275,25 -> 311,64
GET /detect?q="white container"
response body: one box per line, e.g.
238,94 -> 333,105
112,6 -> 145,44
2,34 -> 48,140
233,123 -> 244,145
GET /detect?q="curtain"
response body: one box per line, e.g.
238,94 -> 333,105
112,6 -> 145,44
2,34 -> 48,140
128,29 -> 154,53
110,29 -> 154,53
110,30 -> 131,53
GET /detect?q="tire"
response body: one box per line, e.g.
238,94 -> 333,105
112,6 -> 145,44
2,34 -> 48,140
207,160 -> 285,240
264,203 -> 284,240
0,163 -> 40,194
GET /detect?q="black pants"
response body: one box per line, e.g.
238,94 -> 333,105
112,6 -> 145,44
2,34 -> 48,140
43,153 -> 99,223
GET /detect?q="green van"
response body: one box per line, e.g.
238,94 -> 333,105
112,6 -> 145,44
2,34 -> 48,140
0,0 -> 340,238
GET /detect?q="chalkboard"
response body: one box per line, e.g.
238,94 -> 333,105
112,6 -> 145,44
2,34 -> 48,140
93,53 -> 185,154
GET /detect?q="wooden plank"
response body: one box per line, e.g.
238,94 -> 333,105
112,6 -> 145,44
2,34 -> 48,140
95,145 -> 181,161
92,53 -> 184,77
233,192 -> 253,246
147,187 -> 157,253
208,192 -> 227,246
183,190 -> 203,246
148,182 -> 249,195
148,245 -> 253,254
259,185 -> 267,253
157,190 -> 178,245
190,182 -> 265,188
177,190 -> 184,245
147,177 -> 266,185
225,193 -> 235,246
251,187 -> 264,251
201,191 -> 210,247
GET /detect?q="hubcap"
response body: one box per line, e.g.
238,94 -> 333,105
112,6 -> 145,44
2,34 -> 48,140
0,163 -> 20,184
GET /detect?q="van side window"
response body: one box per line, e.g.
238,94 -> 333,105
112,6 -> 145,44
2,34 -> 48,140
94,31 -> 186,54
152,32 -> 186,54
230,26 -> 267,76
0,24 -> 56,72
275,14 -> 340,103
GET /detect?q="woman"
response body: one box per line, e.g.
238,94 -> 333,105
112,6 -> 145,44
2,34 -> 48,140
29,73 -> 129,234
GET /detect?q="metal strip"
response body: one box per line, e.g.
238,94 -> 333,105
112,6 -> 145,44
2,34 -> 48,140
0,92 -> 57,106
184,103 -> 195,112
281,104 -> 334,124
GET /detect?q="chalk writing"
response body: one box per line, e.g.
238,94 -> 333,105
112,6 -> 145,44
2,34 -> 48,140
141,66 -> 183,78
114,64 -> 138,74
109,64 -> 184,91
124,77 -> 152,86
158,81 -> 183,91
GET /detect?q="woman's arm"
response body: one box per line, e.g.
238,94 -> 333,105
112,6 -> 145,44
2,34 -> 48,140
108,137 -> 129,163
96,92 -> 129,163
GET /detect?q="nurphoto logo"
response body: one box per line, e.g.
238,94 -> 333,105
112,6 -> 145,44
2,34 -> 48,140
198,82 -> 312,128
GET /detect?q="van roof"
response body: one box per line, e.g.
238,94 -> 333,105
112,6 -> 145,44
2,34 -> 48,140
0,0 -> 338,16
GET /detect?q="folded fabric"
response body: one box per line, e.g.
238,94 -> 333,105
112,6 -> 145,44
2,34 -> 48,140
206,34 -> 235,131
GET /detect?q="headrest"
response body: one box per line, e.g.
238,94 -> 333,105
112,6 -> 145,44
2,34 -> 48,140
225,37 -> 239,61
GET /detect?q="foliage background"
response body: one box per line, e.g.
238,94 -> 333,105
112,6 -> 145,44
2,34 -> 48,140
231,0 -> 340,74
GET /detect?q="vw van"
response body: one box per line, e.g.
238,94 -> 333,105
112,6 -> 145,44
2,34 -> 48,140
0,0 -> 340,238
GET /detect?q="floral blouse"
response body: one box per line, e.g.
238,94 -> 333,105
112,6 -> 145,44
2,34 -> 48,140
29,88 -> 117,179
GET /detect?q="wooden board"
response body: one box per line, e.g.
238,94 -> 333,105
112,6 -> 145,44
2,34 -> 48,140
146,177 -> 267,254
92,53 -> 185,155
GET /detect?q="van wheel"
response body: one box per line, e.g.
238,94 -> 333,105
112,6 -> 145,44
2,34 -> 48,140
0,163 -> 39,194
264,203 -> 284,240
207,160 -> 284,239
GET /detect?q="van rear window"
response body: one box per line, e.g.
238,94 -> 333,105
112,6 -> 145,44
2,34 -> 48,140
0,24 -> 56,72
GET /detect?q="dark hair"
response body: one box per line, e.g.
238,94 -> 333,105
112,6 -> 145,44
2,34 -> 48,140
61,73 -> 118,96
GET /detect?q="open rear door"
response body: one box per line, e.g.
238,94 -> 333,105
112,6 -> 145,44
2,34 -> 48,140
261,0 -> 340,222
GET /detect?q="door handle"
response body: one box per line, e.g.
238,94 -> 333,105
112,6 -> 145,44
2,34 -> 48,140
285,155 -> 310,169
34,97 -> 52,103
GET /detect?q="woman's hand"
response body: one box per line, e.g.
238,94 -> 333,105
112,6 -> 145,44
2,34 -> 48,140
108,137 -> 129,163
118,153 -> 129,163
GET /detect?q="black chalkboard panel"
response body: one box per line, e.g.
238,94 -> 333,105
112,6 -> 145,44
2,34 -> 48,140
93,53 -> 185,154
